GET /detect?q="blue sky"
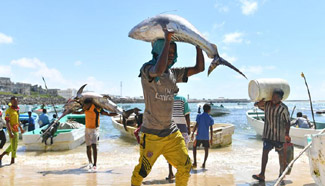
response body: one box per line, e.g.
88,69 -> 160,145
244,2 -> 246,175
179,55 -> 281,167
0,0 -> 324,100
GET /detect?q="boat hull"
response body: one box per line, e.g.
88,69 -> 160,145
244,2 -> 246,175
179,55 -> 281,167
246,110 -> 323,147
188,122 -> 235,149
306,134 -> 325,185
111,115 -> 235,149
111,116 -> 138,140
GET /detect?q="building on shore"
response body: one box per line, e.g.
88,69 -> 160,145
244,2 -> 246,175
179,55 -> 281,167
58,89 -> 77,100
0,77 -> 59,96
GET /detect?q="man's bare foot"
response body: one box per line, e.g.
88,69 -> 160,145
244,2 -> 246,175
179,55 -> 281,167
10,158 -> 15,164
252,174 -> 265,182
202,163 -> 206,169
192,163 -> 197,168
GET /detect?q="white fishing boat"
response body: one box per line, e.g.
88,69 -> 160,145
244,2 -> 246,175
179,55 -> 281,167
111,115 -> 138,140
22,114 -> 86,151
111,115 -> 235,149
197,103 -> 230,116
188,122 -> 235,149
306,133 -> 325,186
246,109 -> 325,147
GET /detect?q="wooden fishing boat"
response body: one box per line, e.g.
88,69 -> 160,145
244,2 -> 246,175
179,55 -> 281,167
188,122 -> 235,149
111,115 -> 138,140
246,109 -> 325,147
22,114 -> 86,151
306,133 -> 325,185
111,115 -> 235,149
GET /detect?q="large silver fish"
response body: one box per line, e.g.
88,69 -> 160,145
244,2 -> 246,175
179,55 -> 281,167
129,14 -> 247,79
60,84 -> 136,131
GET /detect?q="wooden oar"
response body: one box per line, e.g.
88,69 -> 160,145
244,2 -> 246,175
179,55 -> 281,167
301,72 -> 316,129
274,128 -> 325,186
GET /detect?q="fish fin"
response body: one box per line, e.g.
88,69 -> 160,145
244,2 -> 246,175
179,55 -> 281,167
76,84 -> 87,98
208,57 -> 247,79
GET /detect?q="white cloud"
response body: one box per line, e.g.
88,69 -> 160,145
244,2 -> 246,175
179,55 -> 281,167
11,57 -> 66,84
238,65 -> 276,78
213,22 -> 226,30
223,32 -> 243,44
11,57 -> 44,69
0,65 -> 12,76
74,61 -> 82,66
0,33 -> 13,44
220,53 -> 237,63
240,0 -> 258,15
214,1 -> 229,13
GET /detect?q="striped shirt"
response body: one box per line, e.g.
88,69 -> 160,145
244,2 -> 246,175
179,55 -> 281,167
262,101 -> 290,143
172,95 -> 190,133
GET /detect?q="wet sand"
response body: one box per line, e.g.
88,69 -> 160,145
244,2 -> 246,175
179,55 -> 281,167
0,138 -> 316,186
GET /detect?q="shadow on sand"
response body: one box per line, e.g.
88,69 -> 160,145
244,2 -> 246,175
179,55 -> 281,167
142,179 -> 174,185
191,168 -> 208,174
239,179 -> 293,186
38,165 -> 120,176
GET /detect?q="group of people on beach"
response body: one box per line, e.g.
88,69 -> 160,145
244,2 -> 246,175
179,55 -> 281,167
0,28 -> 293,186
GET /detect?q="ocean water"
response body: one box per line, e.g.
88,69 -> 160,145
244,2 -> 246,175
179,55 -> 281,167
100,102 -> 325,143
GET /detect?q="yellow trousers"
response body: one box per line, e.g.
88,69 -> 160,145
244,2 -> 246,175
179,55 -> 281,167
131,130 -> 191,186
5,132 -> 18,158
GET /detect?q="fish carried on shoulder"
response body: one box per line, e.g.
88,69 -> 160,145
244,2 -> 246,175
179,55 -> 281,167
60,84 -> 136,131
128,14 -> 247,78
40,85 -> 135,141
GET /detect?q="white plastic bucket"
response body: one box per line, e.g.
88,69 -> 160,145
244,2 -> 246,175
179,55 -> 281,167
248,78 -> 290,101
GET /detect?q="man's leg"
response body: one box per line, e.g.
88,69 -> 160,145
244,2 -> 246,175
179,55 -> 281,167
163,131 -> 192,186
192,141 -> 197,168
202,146 -> 209,168
131,133 -> 163,186
92,144 -> 97,167
259,148 -> 271,179
0,130 -> 6,149
87,146 -> 92,164
10,132 -> 18,164
166,163 -> 174,182
277,148 -> 285,176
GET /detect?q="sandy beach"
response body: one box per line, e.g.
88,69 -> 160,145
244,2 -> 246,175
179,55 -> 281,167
0,136 -> 316,186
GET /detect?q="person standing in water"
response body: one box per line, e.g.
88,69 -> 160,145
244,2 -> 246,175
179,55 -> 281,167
131,28 -> 205,186
0,96 -> 25,166
252,89 -> 291,182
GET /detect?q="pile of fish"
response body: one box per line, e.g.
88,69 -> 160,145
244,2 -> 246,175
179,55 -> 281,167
129,14 -> 247,79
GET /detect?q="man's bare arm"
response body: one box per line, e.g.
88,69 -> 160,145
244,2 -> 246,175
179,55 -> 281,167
186,46 -> 205,77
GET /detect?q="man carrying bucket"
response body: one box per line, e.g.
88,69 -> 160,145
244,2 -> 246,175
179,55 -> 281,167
131,28 -> 205,186
252,89 -> 291,182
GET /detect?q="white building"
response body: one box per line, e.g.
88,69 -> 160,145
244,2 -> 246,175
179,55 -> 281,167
58,89 -> 77,100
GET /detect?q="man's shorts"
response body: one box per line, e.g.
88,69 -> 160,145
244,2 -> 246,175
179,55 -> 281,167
263,140 -> 284,152
85,128 -> 99,146
194,139 -> 210,148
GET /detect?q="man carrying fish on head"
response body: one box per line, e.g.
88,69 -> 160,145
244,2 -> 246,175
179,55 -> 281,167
129,14 -> 247,186
73,98 -> 117,172
252,88 -> 291,183
131,27 -> 205,185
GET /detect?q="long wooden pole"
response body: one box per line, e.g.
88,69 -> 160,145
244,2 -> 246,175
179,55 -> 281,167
274,128 -> 325,186
301,72 -> 316,129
